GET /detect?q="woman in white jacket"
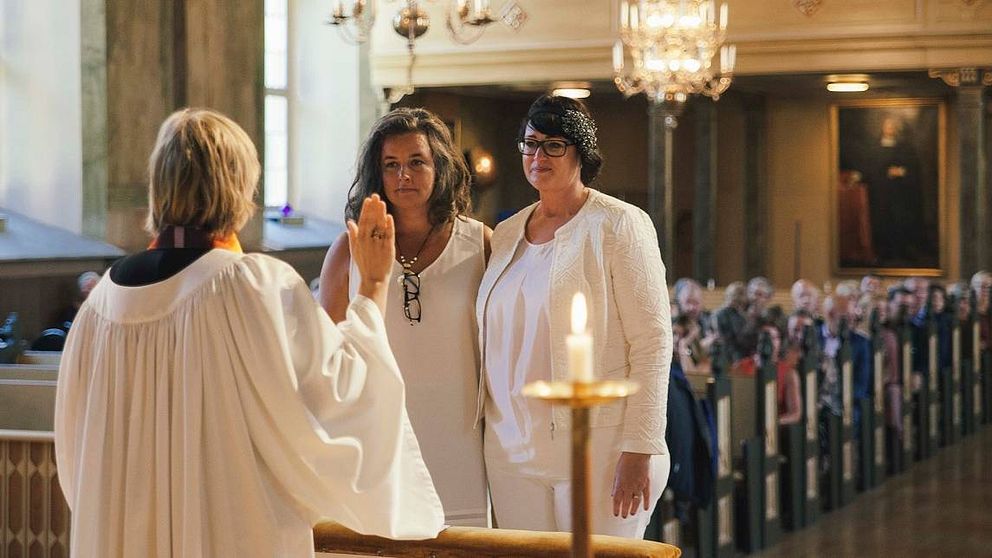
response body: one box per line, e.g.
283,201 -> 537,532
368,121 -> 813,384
477,95 -> 673,538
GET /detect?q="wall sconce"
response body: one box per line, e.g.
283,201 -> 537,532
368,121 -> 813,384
466,146 -> 496,190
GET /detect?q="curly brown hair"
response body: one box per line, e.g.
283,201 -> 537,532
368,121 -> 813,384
346,108 -> 471,226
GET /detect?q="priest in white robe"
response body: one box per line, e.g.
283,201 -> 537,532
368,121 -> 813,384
54,108 -> 445,557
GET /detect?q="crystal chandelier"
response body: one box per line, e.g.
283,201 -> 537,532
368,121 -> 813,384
613,0 -> 736,104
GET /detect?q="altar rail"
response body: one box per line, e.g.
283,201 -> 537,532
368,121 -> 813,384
313,523 -> 681,557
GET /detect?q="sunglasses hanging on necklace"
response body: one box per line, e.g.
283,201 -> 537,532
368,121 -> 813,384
396,224 -> 436,325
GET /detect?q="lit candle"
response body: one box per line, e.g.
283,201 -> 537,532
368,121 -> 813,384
720,2 -> 728,30
567,293 -> 594,383
613,41 -> 624,72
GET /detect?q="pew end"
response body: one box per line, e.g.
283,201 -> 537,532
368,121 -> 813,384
313,523 -> 682,557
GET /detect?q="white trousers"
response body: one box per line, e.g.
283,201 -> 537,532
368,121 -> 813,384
485,425 -> 670,538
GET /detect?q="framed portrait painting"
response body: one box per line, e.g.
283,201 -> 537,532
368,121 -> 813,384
831,99 -> 946,276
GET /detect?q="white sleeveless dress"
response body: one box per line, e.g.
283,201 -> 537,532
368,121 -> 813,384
349,216 -> 490,527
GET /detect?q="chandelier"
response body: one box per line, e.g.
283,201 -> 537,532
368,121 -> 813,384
327,0 -> 516,45
327,1 -> 526,102
613,0 -> 736,104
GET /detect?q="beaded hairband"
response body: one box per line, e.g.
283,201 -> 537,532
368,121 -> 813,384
559,109 -> 599,157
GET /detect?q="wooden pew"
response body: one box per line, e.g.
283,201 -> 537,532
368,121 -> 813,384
941,300 -> 961,446
15,350 -> 62,366
754,335 -> 782,547
684,369 -> 735,558
837,321 -> 856,506
0,363 -> 58,431
868,311 -> 887,489
899,320 -> 916,469
916,306 -> 939,458
799,323 -> 821,527
959,293 -> 977,437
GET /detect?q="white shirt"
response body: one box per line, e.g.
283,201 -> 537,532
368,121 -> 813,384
349,217 -> 489,527
55,250 -> 444,558
483,239 -> 563,476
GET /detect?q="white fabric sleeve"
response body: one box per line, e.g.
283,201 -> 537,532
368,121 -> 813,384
238,259 -> 445,540
611,209 -> 673,455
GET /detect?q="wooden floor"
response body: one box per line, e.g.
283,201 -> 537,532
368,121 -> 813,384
756,426 -> 992,558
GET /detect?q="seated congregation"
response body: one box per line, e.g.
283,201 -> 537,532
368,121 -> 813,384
654,272 -> 992,555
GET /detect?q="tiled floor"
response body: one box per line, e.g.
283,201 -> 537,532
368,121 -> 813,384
755,426 -> 992,557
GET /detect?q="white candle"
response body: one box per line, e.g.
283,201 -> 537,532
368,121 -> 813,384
719,3 -> 728,30
630,3 -> 639,29
567,292 -> 594,383
620,0 -> 629,29
613,41 -> 624,72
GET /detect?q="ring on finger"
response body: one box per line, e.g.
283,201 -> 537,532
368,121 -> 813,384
371,228 -> 385,240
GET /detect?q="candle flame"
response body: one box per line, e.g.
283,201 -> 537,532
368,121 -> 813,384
571,292 -> 587,334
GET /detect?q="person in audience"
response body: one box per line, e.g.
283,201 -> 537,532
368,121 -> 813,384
790,279 -> 820,317
834,279 -> 861,323
674,278 -> 716,362
971,271 -> 991,350
319,107 -> 492,527
818,295 -> 843,424
948,282 -> 970,322
54,108 -> 444,557
860,274 -> 882,298
851,295 -> 875,435
747,276 -> 774,316
927,284 -> 953,373
673,314 -> 710,375
777,315 -> 804,425
478,94 -> 672,537
715,281 -> 757,363
880,288 -> 905,468
904,276 -> 930,318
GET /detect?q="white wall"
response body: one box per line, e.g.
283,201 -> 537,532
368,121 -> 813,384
0,0 -> 83,233
290,0 -> 379,225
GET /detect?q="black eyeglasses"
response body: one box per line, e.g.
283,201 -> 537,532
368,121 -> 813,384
518,138 -> 574,157
401,270 -> 421,324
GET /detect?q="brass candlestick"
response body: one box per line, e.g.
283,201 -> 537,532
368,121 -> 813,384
523,379 -> 639,558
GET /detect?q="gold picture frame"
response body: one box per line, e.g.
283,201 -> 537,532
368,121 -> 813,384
830,98 -> 946,277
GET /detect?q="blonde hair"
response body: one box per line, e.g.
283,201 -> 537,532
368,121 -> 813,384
146,108 -> 259,236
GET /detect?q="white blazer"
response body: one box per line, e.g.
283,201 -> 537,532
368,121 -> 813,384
476,189 -> 673,455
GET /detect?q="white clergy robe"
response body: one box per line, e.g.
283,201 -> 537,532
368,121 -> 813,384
54,250 -> 444,557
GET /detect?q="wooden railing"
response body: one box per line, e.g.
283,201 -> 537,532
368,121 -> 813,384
313,523 -> 681,558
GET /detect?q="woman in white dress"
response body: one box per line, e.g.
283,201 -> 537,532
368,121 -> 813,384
320,108 -> 492,527
477,95 -> 673,537
54,108 -> 444,558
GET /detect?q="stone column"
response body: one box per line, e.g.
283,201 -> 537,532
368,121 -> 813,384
81,0 -> 263,251
693,101 -> 717,282
743,95 -> 767,279
957,85 -> 986,275
648,102 -> 681,265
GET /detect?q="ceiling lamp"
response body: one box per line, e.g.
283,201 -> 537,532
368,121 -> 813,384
613,1 -> 736,104
826,75 -> 870,92
551,82 -> 592,99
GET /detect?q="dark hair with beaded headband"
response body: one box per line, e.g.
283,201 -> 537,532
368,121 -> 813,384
518,95 -> 603,185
